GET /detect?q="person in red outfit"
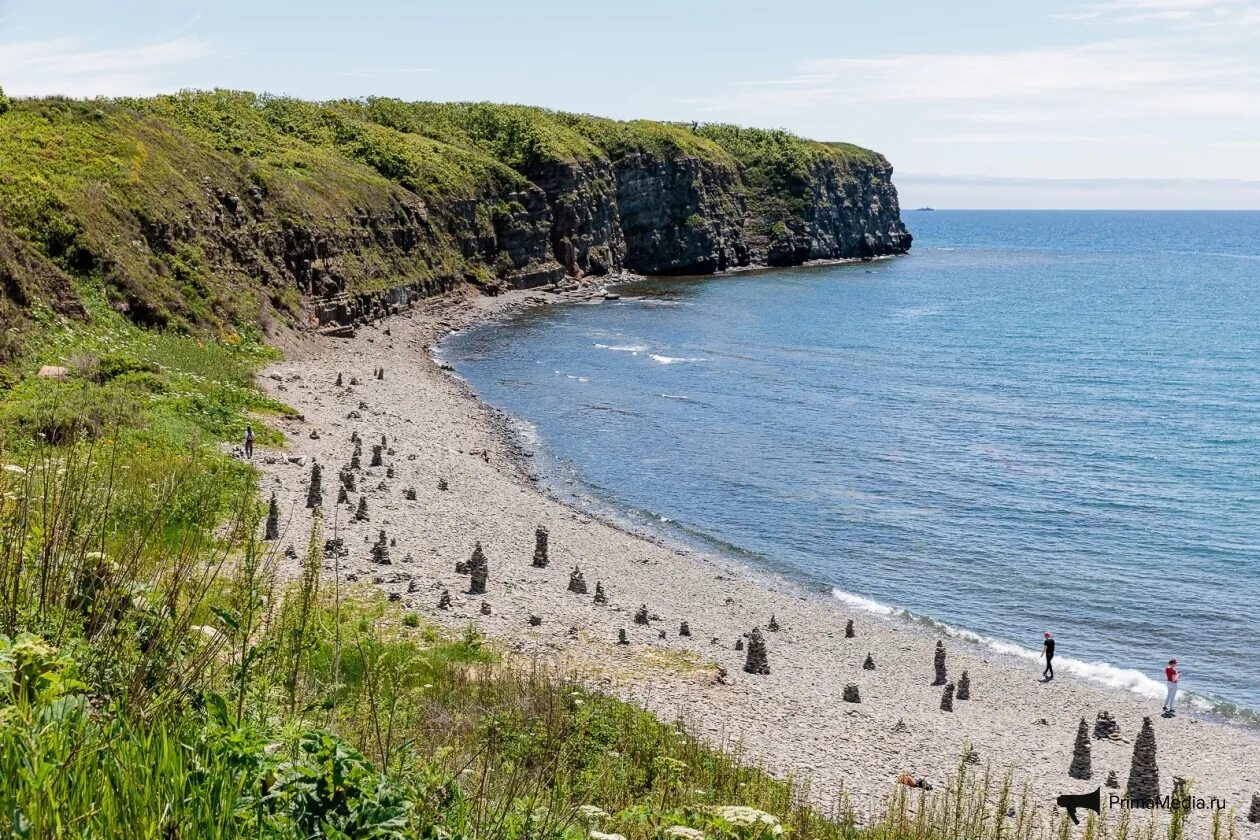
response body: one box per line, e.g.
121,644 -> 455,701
1163,659 -> 1180,714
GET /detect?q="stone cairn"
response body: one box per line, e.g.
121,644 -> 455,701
1106,770 -> 1120,789
380,434 -> 387,446
336,485 -> 348,504
843,684 -> 861,703
617,629 -> 630,645
567,566 -> 588,595
479,601 -> 492,615
386,466 -> 395,479
264,493 -> 280,540
863,653 -> 876,670
354,496 -> 369,521
350,450 -> 361,471
743,628 -> 770,675
370,530 -> 390,565
349,376 -> 359,386
767,614 -> 780,632
528,614 -> 542,626
633,605 -> 649,625
404,487 -> 416,501
531,527 -> 549,568
370,445 -> 383,468
467,543 -> 488,595
1069,717 -> 1092,780
845,619 -> 855,638
1125,716 -> 1160,805
376,367 -> 384,380
437,478 -> 448,491
341,468 -> 356,492
593,582 -> 607,604
1093,710 -> 1122,741
306,462 -> 323,509
438,589 -> 451,610
335,372 -> 343,387
679,621 -> 691,637
1247,793 -> 1260,824
957,670 -> 971,700
940,682 -> 955,712
735,637 -> 744,652
964,745 -> 981,766
932,641 -> 948,686
657,629 -> 666,639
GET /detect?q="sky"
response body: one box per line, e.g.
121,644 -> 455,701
1,0 -> 1258,208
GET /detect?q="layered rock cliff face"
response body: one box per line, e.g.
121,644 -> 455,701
0,94 -> 910,349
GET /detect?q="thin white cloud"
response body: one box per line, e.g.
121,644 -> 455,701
0,36 -> 214,97
338,67 -> 436,78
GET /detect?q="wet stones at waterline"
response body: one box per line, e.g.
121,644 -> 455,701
843,684 -> 860,703
1126,716 -> 1161,805
863,653 -> 876,671
531,526 -> 549,568
1069,718 -> 1092,780
264,493 -> 280,541
932,641 -> 948,686
306,462 -> 323,508
743,628 -> 770,675
940,682 -> 955,712
370,530 -> 390,565
567,566 -> 588,595
957,670 -> 971,700
371,445 -> 383,468
355,496 -> 369,522
845,619 -> 855,639
634,605 -> 649,625
438,590 -> 452,610
1094,711 -> 1122,741
679,621 -> 691,637
593,581 -> 607,604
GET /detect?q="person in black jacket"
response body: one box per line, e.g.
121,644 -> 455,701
1042,631 -> 1055,679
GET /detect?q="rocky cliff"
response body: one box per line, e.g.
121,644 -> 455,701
0,93 -> 910,353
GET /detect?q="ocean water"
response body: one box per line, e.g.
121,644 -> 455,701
440,211 -> 1260,717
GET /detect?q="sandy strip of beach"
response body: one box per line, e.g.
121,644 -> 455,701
254,281 -> 1260,833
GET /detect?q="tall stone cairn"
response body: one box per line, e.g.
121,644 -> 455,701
843,684 -> 861,703
593,581 -> 607,604
1125,716 -> 1161,805
350,452 -> 361,471
743,628 -> 770,675
370,530 -> 390,565
932,641 -> 948,686
1069,717 -> 1092,780
354,496 -> 369,521
863,653 -> 876,670
467,542 -> 488,595
845,619 -> 855,638
531,526 -> 549,568
335,372 -> 343,387
306,462 -> 323,508
1247,793 -> 1260,824
370,445 -> 383,468
957,670 -> 971,700
633,605 -> 649,625
679,621 -> 691,637
767,614 -> 780,632
940,682 -> 955,712
567,566 -> 587,595
1094,710 -> 1121,741
264,493 -> 280,540
340,468 -> 356,493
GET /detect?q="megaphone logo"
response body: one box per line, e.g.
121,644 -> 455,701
1056,787 -> 1102,824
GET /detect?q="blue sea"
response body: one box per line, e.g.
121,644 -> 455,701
440,211 -> 1260,718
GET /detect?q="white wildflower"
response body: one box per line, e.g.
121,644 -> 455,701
665,827 -> 706,839
589,832 -> 626,840
709,806 -> 782,834
2,465 -> 25,476
578,805 -> 609,819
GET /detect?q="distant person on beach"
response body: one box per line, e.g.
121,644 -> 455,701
244,425 -> 254,459
1042,632 -> 1055,679
1164,659 -> 1180,714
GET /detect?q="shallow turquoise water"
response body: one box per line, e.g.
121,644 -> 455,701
441,211 -> 1260,715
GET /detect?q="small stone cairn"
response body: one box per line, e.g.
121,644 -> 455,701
437,478 -> 448,491
633,605 -> 649,625
863,653 -> 876,670
337,485 -> 348,504
593,582 -> 607,604
369,530 -> 390,565
354,496 -> 369,521
743,628 -> 770,675
1247,793 -> 1260,824
567,566 -> 587,594
404,487 -> 416,500
370,445 -> 383,467
940,682 -> 955,712
679,621 -> 691,637
306,462 -> 323,508
467,542 -> 488,595
341,468 -> 356,492
932,641 -> 948,686
1069,717 -> 1092,780
1105,770 -> 1120,789
735,637 -> 744,652
264,493 -> 280,540
845,619 -> 855,638
531,526 -> 549,568
1125,716 -> 1160,805
957,670 -> 971,700
528,614 -> 542,626
438,590 -> 451,610
843,684 -> 861,703
1094,710 -> 1122,741
335,373 -> 343,387
767,614 -> 780,632
617,629 -> 630,645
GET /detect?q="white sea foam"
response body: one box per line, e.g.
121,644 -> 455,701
830,587 -> 1202,707
594,343 -> 648,354
650,354 -> 706,365
660,394 -> 692,401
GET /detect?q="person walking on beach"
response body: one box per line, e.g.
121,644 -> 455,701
1163,659 -> 1180,714
244,425 -> 254,459
1042,631 -> 1055,680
